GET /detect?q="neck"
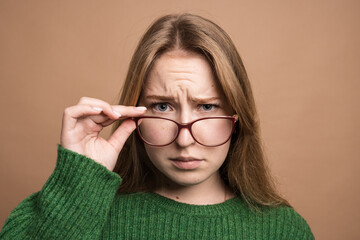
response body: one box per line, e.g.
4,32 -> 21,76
155,172 -> 235,205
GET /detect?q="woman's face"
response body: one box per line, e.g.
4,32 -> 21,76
138,50 -> 233,188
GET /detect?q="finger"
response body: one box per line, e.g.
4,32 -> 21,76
88,113 -> 111,124
107,119 -> 137,153
63,105 -> 104,130
86,106 -> 147,127
86,105 -> 147,126
77,97 -> 121,119
101,118 -> 116,127
111,106 -> 147,118
98,110 -> 145,129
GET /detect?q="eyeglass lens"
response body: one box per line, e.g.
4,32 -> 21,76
138,118 -> 233,146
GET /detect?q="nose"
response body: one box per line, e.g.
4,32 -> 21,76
175,126 -> 195,147
174,110 -> 196,147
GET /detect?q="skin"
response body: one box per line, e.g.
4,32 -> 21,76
60,49 -> 236,205
60,98 -> 147,171
138,49 -> 236,204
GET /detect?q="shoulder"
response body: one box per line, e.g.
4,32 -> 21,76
259,204 -> 315,240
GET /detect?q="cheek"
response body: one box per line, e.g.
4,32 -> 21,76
210,142 -> 231,166
144,145 -> 168,168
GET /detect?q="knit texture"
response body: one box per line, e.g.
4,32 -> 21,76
0,146 -> 314,239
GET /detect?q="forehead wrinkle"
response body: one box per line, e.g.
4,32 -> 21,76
145,76 -> 220,100
143,83 -> 187,103
143,50 -> 223,104
167,84 -> 188,103
167,72 -> 196,85
168,70 -> 194,74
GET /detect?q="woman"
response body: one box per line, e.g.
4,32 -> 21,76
1,13 -> 314,239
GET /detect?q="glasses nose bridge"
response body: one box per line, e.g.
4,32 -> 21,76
174,120 -> 196,147
177,121 -> 194,133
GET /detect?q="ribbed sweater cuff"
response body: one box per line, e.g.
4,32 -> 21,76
43,145 -> 122,195
53,145 -> 121,186
34,145 -> 122,238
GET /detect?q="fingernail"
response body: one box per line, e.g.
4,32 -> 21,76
113,110 -> 121,117
135,106 -> 147,111
93,107 -> 103,111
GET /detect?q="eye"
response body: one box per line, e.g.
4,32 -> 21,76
199,104 -> 218,111
152,103 -> 171,112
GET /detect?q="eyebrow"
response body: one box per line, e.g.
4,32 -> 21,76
146,95 -> 222,103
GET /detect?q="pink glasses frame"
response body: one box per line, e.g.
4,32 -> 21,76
133,115 -> 238,147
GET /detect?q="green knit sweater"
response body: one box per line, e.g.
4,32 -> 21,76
0,146 -> 314,239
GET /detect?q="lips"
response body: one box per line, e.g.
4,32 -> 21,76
170,157 -> 203,170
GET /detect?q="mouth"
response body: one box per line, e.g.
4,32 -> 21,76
169,157 -> 203,170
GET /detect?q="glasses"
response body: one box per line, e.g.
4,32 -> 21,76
133,116 -> 238,147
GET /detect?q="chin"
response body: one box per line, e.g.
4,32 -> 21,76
164,172 -> 209,187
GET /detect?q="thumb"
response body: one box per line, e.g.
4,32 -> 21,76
108,119 -> 137,153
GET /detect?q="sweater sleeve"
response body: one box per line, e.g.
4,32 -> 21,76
278,206 -> 315,240
0,145 -> 122,240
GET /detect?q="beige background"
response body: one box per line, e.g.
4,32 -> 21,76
0,0 -> 359,239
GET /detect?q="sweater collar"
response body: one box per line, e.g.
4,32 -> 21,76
139,192 -> 246,217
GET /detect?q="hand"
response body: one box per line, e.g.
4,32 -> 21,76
60,97 -> 146,171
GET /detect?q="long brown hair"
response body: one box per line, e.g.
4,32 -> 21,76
113,13 -> 290,208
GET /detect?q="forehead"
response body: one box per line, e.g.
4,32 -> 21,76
143,50 -> 223,97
